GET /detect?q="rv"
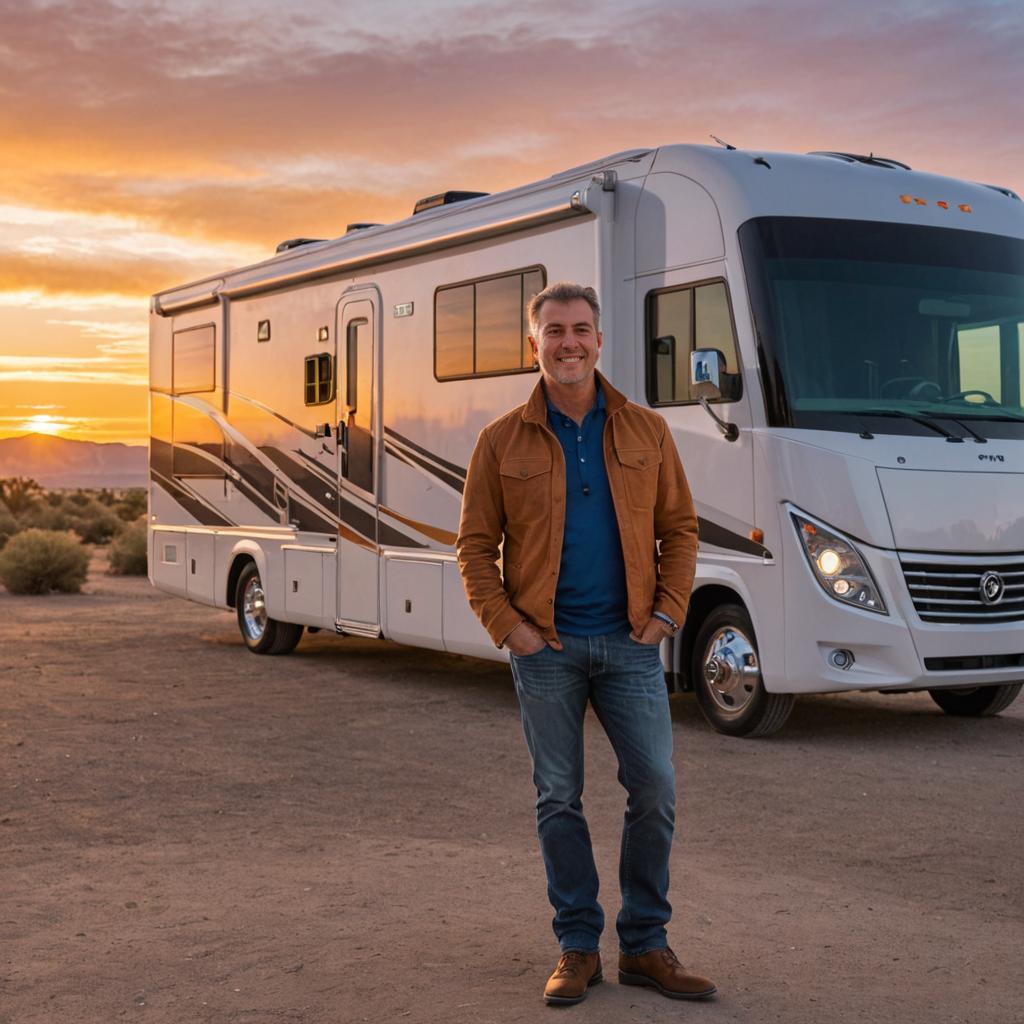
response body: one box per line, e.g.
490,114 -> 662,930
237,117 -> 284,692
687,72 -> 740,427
149,144 -> 1024,736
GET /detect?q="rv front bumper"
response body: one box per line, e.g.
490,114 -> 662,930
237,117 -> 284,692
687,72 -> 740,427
776,527 -> 1024,695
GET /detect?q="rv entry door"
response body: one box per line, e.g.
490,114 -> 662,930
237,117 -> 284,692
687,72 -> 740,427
335,293 -> 381,635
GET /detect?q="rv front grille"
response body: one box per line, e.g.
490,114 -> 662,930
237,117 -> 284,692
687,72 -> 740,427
923,652 -> 1024,672
900,553 -> 1024,624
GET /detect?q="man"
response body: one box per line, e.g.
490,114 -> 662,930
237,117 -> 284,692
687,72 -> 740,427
456,281 -> 716,1006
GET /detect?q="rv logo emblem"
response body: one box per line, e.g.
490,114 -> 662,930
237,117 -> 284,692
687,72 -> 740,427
979,571 -> 1004,605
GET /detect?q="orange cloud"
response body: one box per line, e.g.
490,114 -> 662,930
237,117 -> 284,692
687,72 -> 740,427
0,253 -> 201,299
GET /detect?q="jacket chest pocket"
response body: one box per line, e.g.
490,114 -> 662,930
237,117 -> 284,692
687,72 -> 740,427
500,456 -> 552,524
616,448 -> 662,509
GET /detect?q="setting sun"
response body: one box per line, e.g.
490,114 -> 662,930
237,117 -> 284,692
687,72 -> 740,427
23,414 -> 67,437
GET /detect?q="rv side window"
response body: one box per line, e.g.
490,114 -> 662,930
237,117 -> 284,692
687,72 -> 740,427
434,266 -> 545,380
645,280 -> 741,405
172,324 -> 215,395
304,353 -> 335,405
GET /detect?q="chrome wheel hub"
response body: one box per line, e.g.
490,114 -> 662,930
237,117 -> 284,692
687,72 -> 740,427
242,576 -> 268,641
702,626 -> 761,715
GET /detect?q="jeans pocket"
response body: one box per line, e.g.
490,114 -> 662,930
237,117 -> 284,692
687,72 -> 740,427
627,634 -> 662,648
512,643 -> 548,661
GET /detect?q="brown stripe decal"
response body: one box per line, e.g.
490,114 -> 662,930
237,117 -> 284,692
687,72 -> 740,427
338,522 -> 378,554
379,505 -> 458,546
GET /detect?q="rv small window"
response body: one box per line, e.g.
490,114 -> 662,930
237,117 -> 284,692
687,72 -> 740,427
304,353 -> 335,405
434,266 -> 546,380
172,324 -> 215,395
646,280 -> 742,406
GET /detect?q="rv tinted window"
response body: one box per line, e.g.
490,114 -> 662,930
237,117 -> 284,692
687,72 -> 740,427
476,275 -> 522,373
304,353 -> 334,405
522,269 -> 544,367
436,285 -> 474,378
646,280 -> 741,406
172,325 -> 215,394
739,217 -> 1024,434
434,266 -> 545,380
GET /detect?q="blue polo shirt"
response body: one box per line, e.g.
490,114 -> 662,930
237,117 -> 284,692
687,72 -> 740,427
546,387 -> 630,636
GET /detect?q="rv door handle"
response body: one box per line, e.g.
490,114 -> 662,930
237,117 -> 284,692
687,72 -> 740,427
337,421 -> 349,478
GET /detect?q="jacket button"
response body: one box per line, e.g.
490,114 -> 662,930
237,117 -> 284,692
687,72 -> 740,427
547,598 -> 553,604
520,469 -> 528,478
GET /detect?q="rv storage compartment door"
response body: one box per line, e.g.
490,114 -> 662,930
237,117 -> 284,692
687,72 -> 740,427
442,560 -> 498,660
185,531 -> 216,605
152,528 -> 188,598
386,558 -> 445,652
284,546 -> 330,621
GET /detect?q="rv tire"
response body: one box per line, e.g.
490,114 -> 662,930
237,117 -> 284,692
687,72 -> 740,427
235,562 -> 303,655
927,682 -> 1022,717
692,603 -> 794,738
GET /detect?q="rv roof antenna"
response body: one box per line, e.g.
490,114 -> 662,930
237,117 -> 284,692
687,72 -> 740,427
710,135 -> 736,150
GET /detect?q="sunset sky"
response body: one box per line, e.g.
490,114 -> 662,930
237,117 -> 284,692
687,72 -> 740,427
1,0 -> 1021,445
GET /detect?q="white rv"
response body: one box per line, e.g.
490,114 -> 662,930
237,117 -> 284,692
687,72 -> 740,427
149,144 -> 1024,736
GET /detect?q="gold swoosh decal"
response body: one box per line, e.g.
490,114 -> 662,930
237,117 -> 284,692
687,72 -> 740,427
379,505 -> 458,546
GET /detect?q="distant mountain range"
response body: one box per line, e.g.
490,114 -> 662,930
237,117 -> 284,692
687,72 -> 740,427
0,434 -> 148,489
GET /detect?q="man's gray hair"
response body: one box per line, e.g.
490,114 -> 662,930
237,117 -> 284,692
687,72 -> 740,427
528,281 -> 601,334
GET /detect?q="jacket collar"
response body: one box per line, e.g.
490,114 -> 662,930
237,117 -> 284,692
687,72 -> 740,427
522,370 -> 627,424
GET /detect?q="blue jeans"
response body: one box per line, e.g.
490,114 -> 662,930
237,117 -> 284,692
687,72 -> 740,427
509,629 -> 675,956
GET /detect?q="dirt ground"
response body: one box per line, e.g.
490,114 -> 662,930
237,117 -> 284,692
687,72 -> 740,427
2,550 -> 1023,1024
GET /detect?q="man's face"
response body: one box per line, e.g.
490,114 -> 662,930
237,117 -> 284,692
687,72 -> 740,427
529,298 -> 602,386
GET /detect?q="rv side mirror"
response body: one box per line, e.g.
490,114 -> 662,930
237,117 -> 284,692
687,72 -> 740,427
690,348 -> 738,442
691,348 -> 726,400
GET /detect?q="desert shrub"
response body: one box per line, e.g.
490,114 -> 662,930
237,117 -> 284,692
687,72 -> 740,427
66,489 -> 92,508
0,529 -> 89,595
64,498 -> 121,544
108,521 -> 148,575
18,502 -> 70,532
0,504 -> 19,550
115,488 -> 147,522
19,493 -> 120,543
0,477 -> 43,515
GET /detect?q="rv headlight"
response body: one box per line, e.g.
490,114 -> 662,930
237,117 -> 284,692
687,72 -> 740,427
791,511 -> 887,615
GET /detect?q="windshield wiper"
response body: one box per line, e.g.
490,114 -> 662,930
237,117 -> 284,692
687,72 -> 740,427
944,418 -> 987,443
857,408 -> 966,442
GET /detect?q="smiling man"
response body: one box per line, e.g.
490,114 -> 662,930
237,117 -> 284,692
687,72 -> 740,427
456,281 -> 715,1006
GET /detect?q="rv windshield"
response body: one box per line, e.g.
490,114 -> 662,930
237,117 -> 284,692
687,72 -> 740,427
740,217 -> 1024,438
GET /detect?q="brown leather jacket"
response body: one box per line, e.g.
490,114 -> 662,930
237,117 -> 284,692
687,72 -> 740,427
456,372 -> 699,647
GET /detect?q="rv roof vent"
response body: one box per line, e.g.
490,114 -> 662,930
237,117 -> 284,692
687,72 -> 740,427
346,222 -> 382,232
809,151 -> 911,171
413,190 -> 489,216
276,237 -> 327,254
981,184 -> 1021,201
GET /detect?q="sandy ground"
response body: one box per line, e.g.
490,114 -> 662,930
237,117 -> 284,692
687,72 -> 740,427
2,550 -> 1023,1024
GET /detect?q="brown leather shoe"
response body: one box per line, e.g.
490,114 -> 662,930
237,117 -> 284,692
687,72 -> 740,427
618,947 -> 716,1000
543,950 -> 603,1005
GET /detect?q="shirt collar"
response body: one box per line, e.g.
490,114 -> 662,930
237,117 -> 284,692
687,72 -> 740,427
544,383 -> 606,420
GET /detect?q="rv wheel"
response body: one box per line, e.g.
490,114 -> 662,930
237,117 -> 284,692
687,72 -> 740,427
692,604 -> 794,737
235,562 -> 303,655
927,682 -> 1022,717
